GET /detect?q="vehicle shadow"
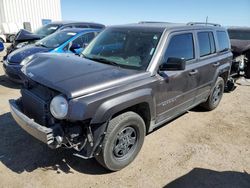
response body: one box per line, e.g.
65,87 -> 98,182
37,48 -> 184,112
0,112 -> 110,175
189,106 -> 208,112
164,168 -> 250,188
0,75 -> 21,89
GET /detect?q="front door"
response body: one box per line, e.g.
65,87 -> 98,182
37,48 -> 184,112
155,32 -> 199,124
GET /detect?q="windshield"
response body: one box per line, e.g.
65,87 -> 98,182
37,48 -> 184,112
82,28 -> 162,70
228,30 -> 250,40
35,31 -> 77,48
34,24 -> 60,37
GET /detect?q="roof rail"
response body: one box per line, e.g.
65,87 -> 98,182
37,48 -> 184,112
138,21 -> 172,24
187,22 -> 221,27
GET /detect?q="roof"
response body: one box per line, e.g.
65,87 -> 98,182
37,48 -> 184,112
57,28 -> 100,34
109,22 -> 224,32
46,21 -> 105,27
227,27 -> 250,31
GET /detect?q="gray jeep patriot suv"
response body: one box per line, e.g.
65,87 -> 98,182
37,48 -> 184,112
9,22 -> 232,171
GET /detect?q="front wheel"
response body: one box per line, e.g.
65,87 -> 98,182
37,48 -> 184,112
201,77 -> 224,111
95,111 -> 146,171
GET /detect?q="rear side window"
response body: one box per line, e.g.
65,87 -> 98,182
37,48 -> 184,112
164,33 -> 194,62
198,32 -> 216,57
64,32 -> 97,50
216,31 -> 230,52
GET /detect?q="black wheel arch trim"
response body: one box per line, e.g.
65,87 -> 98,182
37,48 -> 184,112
91,88 -> 156,125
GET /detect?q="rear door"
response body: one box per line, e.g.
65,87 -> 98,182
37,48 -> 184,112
194,30 -> 219,103
155,32 -> 199,123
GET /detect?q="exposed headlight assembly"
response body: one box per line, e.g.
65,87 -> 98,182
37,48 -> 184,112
50,95 -> 68,119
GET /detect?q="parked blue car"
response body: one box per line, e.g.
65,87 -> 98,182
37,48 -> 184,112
3,28 -> 100,82
0,42 -> 4,52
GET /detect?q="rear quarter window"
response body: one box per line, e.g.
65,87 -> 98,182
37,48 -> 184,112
216,31 -> 230,52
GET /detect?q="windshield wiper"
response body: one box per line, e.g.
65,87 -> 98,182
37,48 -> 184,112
85,56 -> 120,67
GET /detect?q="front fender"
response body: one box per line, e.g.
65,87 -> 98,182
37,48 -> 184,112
91,88 -> 155,124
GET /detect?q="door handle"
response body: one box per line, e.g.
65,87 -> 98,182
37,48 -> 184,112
189,69 -> 198,76
213,62 -> 220,67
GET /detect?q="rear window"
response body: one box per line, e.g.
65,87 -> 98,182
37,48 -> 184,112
216,31 -> 230,52
228,30 -> 250,40
198,32 -> 216,57
164,33 -> 194,62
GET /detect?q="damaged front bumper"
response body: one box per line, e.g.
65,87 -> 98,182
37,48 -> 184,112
9,99 -> 106,159
9,99 -> 63,148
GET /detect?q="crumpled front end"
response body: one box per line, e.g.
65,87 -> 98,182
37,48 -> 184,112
9,79 -> 106,158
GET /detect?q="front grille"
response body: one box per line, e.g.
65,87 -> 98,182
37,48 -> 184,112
21,89 -> 49,126
21,82 -> 58,126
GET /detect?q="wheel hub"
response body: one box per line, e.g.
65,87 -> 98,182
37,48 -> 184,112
113,126 -> 137,158
212,84 -> 222,104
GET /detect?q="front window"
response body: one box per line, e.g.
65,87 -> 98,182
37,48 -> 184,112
82,28 -> 162,70
34,24 -> 60,37
35,31 -> 77,48
164,33 -> 194,62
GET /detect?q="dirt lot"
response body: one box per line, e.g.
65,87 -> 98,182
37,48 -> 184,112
0,47 -> 250,188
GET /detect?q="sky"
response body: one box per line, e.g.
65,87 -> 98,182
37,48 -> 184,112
61,0 -> 250,27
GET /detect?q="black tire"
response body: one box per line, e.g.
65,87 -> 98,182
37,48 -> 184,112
201,77 -> 224,111
8,35 -> 15,43
95,111 -> 146,171
0,38 -> 4,43
245,63 -> 250,79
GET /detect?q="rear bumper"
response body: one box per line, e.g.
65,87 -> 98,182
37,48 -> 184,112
9,99 -> 62,147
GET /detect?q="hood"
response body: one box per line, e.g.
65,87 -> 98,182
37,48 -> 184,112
230,39 -> 250,54
7,45 -> 51,64
15,29 -> 42,42
23,53 -> 147,98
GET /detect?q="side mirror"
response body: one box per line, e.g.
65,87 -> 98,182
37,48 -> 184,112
0,42 -> 4,52
159,57 -> 186,71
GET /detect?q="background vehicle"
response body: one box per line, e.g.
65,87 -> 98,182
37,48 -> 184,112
228,27 -> 250,78
5,21 -> 105,56
9,22 -> 232,171
0,33 -> 6,43
3,28 -> 100,82
0,42 -> 4,51
0,23 -> 22,43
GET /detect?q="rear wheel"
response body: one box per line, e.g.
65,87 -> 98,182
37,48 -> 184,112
201,77 -> 224,111
245,63 -> 250,78
0,38 -> 4,43
95,111 -> 146,171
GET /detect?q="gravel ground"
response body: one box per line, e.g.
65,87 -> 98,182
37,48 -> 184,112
0,46 -> 250,188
